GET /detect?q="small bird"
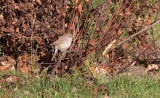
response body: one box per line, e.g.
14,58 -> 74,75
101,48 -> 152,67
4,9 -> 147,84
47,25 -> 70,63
50,33 -> 73,61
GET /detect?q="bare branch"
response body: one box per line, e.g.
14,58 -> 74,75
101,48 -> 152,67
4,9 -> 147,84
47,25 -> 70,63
110,20 -> 160,51
47,52 -> 66,89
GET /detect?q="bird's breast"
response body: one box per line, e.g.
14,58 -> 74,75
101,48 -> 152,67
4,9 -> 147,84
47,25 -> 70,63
57,38 -> 72,52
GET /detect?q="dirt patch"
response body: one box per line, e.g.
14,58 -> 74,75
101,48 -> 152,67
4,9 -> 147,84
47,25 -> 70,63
128,65 -> 147,77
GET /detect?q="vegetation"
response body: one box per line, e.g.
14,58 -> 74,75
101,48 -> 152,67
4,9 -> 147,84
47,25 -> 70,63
0,0 -> 160,97
0,71 -> 160,97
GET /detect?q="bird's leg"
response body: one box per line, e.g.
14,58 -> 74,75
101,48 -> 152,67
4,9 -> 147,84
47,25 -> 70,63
51,48 -> 58,61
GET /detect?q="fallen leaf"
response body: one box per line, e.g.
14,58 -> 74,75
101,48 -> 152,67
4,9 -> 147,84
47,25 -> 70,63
83,80 -> 88,87
36,0 -> 42,5
122,43 -> 128,49
0,62 -> 15,71
62,12 -> 66,17
78,4 -> 82,13
56,9 -> 60,14
145,64 -> 159,72
89,39 -> 95,46
117,29 -> 122,36
103,95 -> 110,98
126,27 -> 132,31
4,96 -> 8,98
126,10 -> 131,16
93,87 -> 98,94
14,3 -> 20,9
13,85 -> 18,91
40,50 -> 46,56
99,84 -> 105,91
8,90 -> 13,95
75,0 -> 79,4
104,53 -> 109,59
4,26 -> 14,33
71,86 -> 77,93
55,91 -> 59,96
24,91 -> 30,95
16,27 -> 19,33
0,14 -> 4,20
22,23 -> 27,32
6,76 -> 17,83
65,23 -> 68,28
119,13 -> 123,16
63,64 -> 68,70
7,56 -> 16,65
0,78 -> 6,84
148,72 -> 156,76
65,5 -> 70,10
20,66 -> 29,75
48,4 -> 53,9
85,0 -> 89,3
103,40 -> 116,56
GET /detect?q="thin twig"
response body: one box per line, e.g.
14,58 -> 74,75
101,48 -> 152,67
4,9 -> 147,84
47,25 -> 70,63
47,49 -> 78,88
118,35 -> 160,73
110,20 -> 160,51
47,52 -> 66,89
31,12 -> 35,67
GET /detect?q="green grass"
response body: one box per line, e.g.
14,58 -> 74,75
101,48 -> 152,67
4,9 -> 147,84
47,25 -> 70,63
107,74 -> 160,98
0,71 -> 160,98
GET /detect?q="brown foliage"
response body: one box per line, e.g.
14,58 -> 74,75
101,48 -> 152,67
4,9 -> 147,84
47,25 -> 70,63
0,0 -> 159,75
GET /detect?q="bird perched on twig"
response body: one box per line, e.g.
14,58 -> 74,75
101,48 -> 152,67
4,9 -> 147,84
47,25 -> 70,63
50,33 -> 73,61
47,16 -> 79,89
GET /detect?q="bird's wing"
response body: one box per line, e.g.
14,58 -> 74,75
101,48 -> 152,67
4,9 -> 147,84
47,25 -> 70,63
52,39 -> 68,45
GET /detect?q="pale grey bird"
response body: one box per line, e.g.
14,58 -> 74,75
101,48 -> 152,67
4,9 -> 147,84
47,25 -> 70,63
50,33 -> 73,61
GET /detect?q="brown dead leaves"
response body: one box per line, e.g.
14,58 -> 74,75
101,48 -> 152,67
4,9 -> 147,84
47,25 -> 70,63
145,64 -> 159,72
0,54 -> 40,75
0,56 -> 15,72
78,4 -> 82,13
17,53 -> 40,75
